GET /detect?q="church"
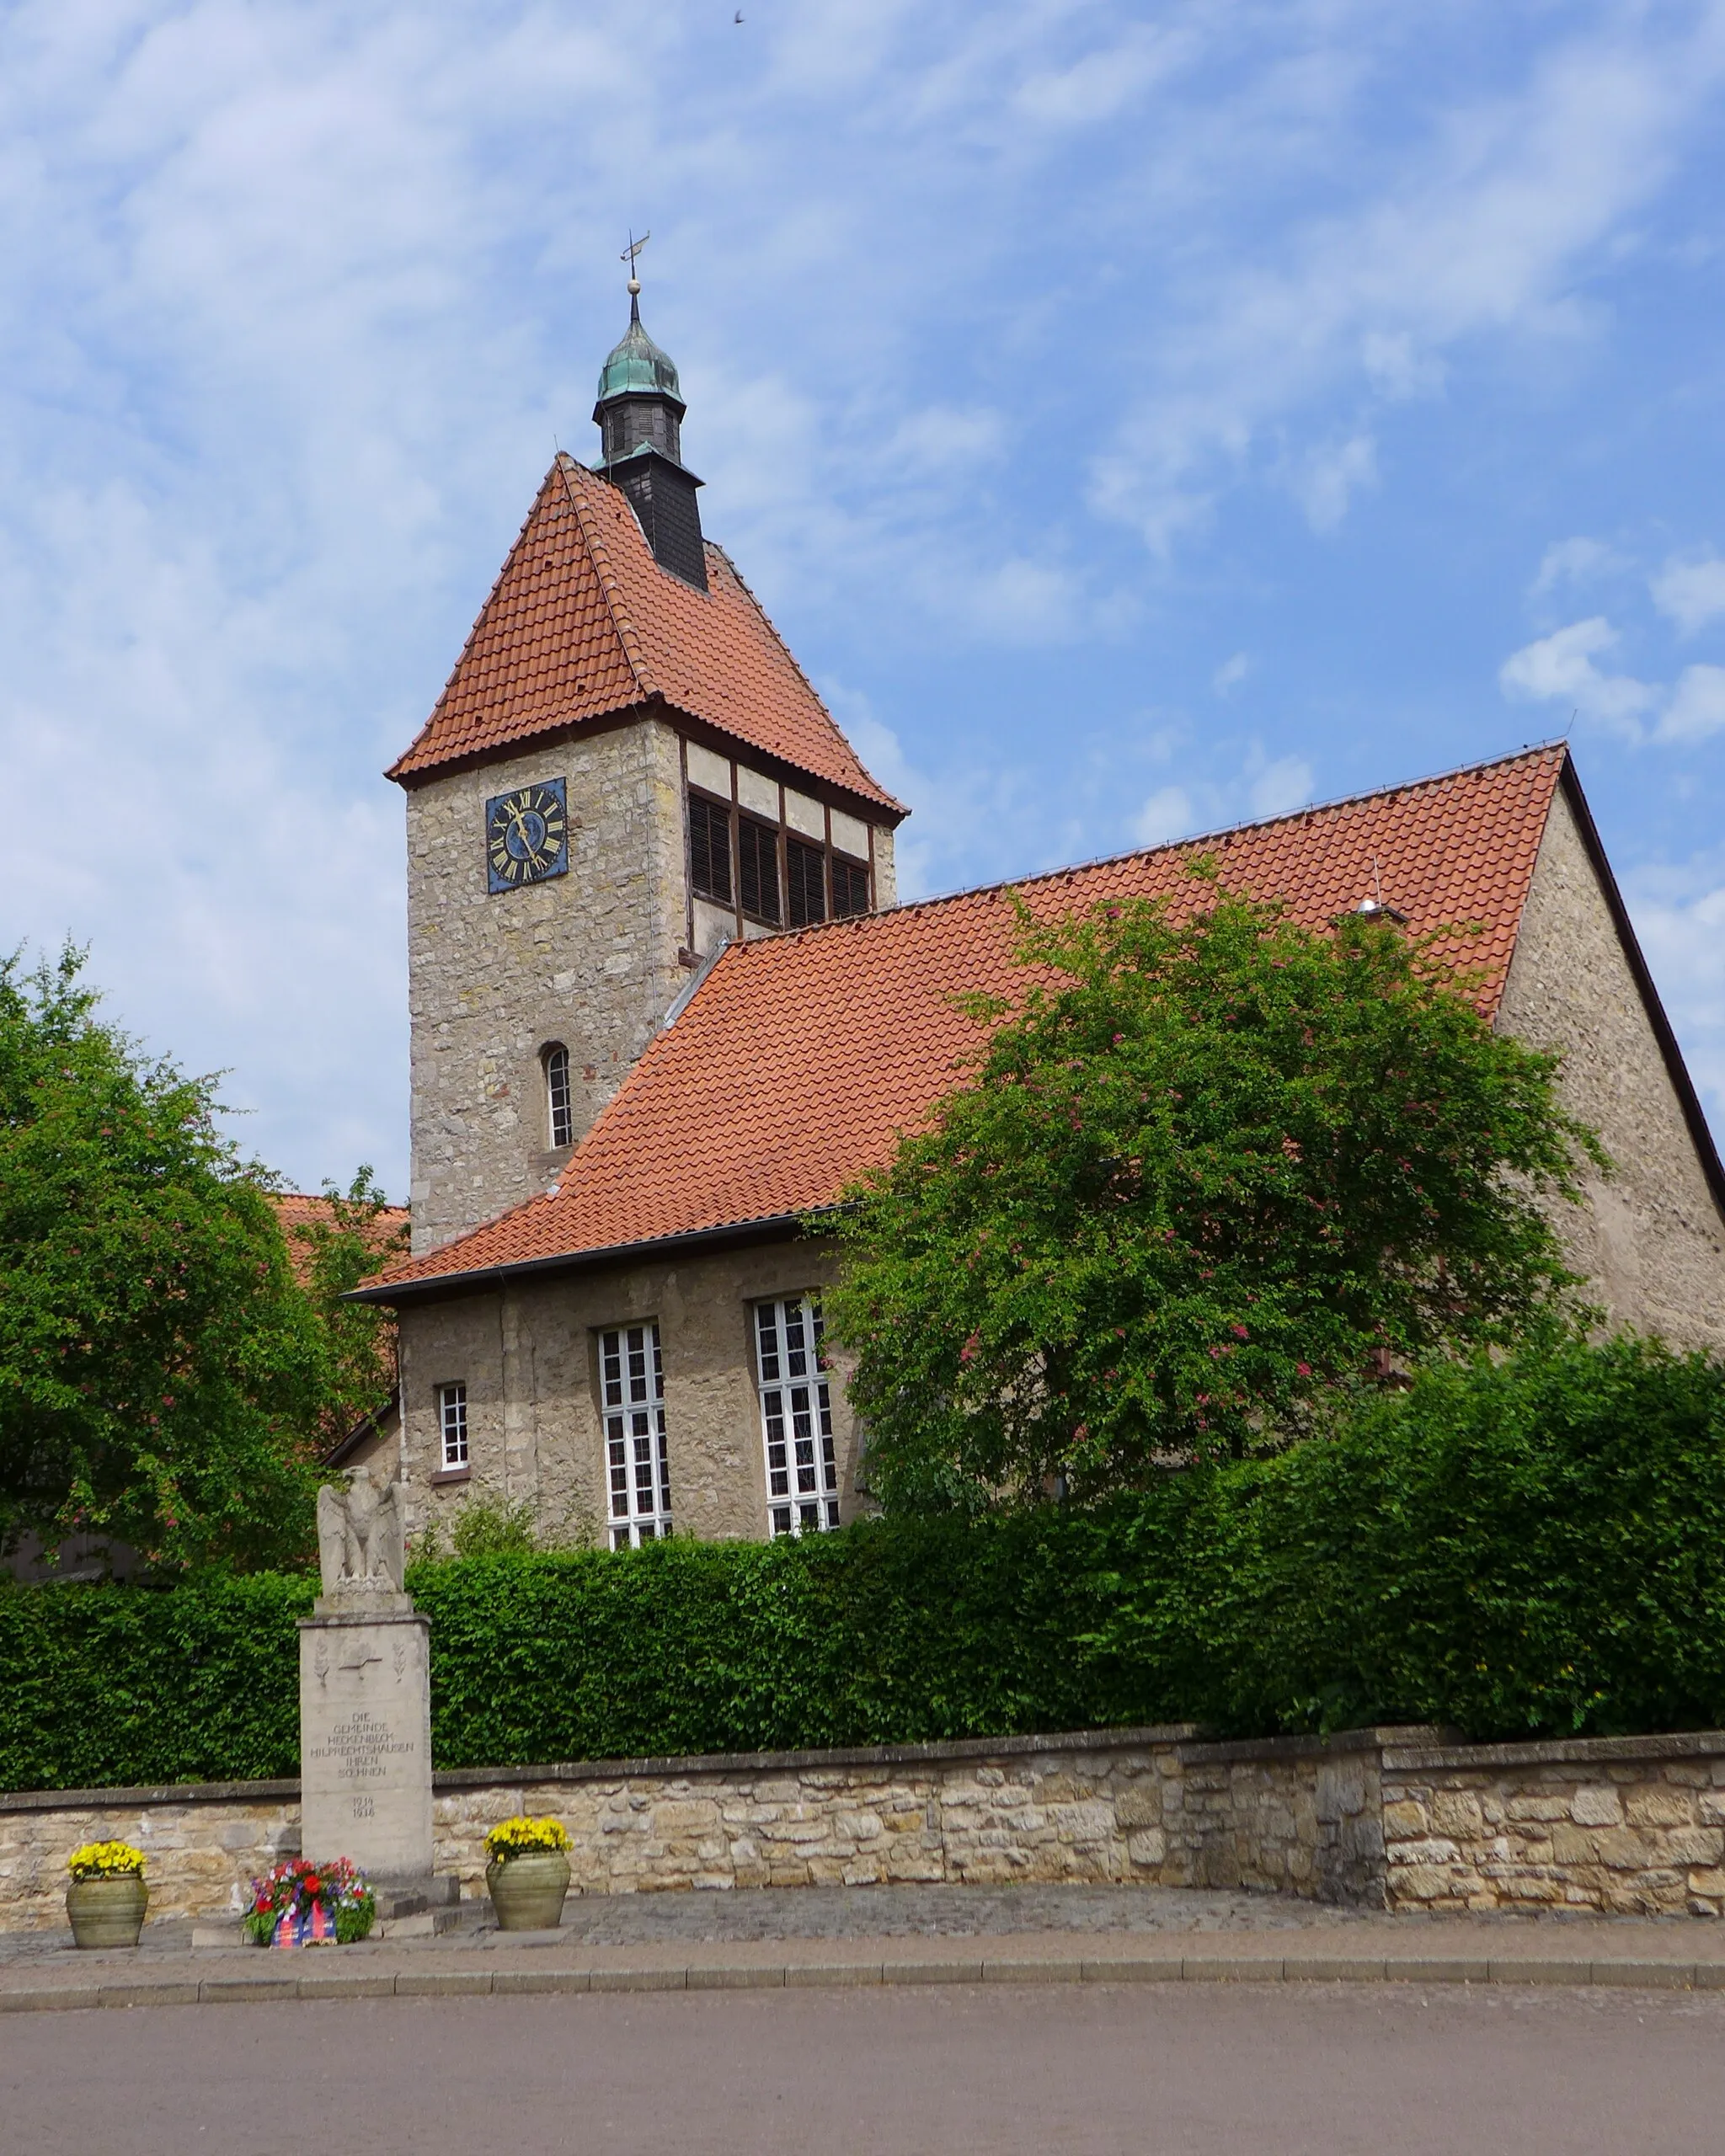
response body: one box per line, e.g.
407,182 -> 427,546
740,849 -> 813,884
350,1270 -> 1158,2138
353,290 -> 1725,1552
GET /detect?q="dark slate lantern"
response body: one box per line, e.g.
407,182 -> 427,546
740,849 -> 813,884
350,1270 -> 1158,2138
593,296 -> 708,592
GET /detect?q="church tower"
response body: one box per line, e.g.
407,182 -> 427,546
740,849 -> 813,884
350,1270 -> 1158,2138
391,275 -> 905,1255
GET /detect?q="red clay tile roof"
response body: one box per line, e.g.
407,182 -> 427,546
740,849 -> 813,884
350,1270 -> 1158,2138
387,456 -> 901,814
366,747 -> 1573,1297
275,1193 -> 409,1290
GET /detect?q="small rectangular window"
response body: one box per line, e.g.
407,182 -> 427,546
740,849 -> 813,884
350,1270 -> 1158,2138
754,1296 -> 839,1536
688,794 -> 732,905
831,856 -> 870,918
786,838 -> 826,929
737,816 -> 781,925
601,1323 -> 672,1548
438,1383 -> 468,1470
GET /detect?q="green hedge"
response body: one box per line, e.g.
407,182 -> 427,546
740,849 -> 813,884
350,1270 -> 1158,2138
5,1337 -> 1725,1792
0,1572 -> 315,1790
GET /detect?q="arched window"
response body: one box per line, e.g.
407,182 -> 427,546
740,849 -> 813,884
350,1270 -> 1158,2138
542,1043 -> 573,1150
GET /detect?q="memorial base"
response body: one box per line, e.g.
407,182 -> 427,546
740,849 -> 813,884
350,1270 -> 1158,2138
298,1604 -> 434,1881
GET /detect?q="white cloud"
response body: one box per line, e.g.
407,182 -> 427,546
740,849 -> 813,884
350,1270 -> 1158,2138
1134,785 -> 1194,847
1248,755 -> 1313,820
1011,24 -> 1194,131
1651,552 -> 1725,634
1291,433 -> 1377,533
1089,10 -> 1725,549
1498,616 -> 1656,738
1659,663 -> 1725,744
1212,651 -> 1250,696
1627,870 -> 1725,1124
886,405 -> 1007,469
1531,535 -> 1621,597
1360,330 -> 1444,402
1500,616 -> 1725,746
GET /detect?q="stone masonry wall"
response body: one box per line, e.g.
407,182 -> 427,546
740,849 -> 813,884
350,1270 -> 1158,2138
430,1731 -> 1196,1904
14,1728 -> 1725,1931
395,1233 -> 862,1547
0,1782 -> 301,1933
1496,782 -> 1725,1354
406,719 -> 689,1255
1161,1732 -> 1387,1906
1381,1731 -> 1725,1916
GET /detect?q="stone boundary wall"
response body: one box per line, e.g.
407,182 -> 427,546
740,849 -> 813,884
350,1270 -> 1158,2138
7,1725 -> 1725,1929
1381,1731 -> 1725,1917
0,1781 -> 302,1933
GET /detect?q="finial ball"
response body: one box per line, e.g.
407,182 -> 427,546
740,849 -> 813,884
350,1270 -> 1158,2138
627,276 -> 641,296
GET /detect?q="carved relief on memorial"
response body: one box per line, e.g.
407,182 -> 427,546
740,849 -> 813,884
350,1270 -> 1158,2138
315,1465 -> 407,1600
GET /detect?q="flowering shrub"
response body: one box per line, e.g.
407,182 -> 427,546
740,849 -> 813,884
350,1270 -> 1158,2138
243,1856 -> 375,1946
485,1816 -> 571,1863
67,1840 -> 145,1881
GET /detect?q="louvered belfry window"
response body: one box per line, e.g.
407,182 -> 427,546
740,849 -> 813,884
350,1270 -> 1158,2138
601,1323 -> 672,1548
786,838 -> 826,929
688,794 -> 732,905
754,1296 -> 839,1537
738,815 -> 782,925
830,857 -> 869,918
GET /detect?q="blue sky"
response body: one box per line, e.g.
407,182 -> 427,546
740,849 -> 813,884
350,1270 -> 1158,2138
3,0 -> 1725,1197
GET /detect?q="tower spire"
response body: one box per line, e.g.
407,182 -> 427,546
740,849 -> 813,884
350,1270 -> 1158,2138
594,234 -> 708,590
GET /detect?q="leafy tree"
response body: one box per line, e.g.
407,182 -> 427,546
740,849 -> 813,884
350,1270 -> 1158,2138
280,1169 -> 407,1452
0,946 -> 373,1572
822,878 -> 1607,1512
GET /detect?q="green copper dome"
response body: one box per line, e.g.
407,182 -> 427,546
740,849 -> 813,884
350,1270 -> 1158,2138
595,300 -> 681,403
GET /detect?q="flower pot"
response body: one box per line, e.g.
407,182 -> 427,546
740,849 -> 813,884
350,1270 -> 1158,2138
486,1850 -> 570,1931
67,1874 -> 148,1950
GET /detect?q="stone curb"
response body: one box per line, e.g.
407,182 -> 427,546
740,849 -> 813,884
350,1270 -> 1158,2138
3,1952 -> 1723,2012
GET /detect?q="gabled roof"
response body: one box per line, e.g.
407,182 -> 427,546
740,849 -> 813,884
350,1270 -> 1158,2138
273,1191 -> 409,1289
364,745 -> 1606,1302
387,455 -> 901,814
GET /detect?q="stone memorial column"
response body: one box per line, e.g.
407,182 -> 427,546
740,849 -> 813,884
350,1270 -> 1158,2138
298,1467 -> 435,1888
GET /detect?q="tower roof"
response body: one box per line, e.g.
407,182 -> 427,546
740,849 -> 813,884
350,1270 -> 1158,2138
595,297 -> 682,407
387,455 -> 902,813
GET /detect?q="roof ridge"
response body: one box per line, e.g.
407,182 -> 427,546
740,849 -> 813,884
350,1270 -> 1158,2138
704,543 -> 905,814
557,456 -> 654,702
273,1188 -> 408,1213
718,741 -> 1571,959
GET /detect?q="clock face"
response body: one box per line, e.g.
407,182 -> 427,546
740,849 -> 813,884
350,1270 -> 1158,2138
485,779 -> 569,893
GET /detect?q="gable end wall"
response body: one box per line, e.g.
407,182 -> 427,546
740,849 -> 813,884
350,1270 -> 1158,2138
1496,783 -> 1725,1353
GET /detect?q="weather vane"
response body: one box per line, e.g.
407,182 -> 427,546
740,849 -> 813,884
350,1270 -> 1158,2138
621,230 -> 650,297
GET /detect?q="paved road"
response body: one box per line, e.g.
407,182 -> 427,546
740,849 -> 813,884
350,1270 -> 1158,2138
6,1982 -> 1724,2154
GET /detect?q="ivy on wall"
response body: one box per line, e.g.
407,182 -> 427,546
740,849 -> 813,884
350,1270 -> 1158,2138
4,1338 -> 1724,1795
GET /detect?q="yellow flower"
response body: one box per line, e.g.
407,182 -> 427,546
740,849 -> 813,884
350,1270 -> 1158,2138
67,1841 -> 146,1880
485,1814 -> 571,1860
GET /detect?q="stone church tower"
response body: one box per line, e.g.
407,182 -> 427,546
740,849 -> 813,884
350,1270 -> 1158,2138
390,293 -> 905,1255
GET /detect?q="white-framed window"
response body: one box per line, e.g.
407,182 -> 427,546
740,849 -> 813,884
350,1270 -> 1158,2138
437,1382 -> 468,1470
543,1043 -> 574,1150
754,1296 -> 839,1537
601,1323 -> 672,1548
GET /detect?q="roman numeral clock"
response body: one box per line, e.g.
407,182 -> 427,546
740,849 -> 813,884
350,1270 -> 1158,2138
484,779 -> 569,893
